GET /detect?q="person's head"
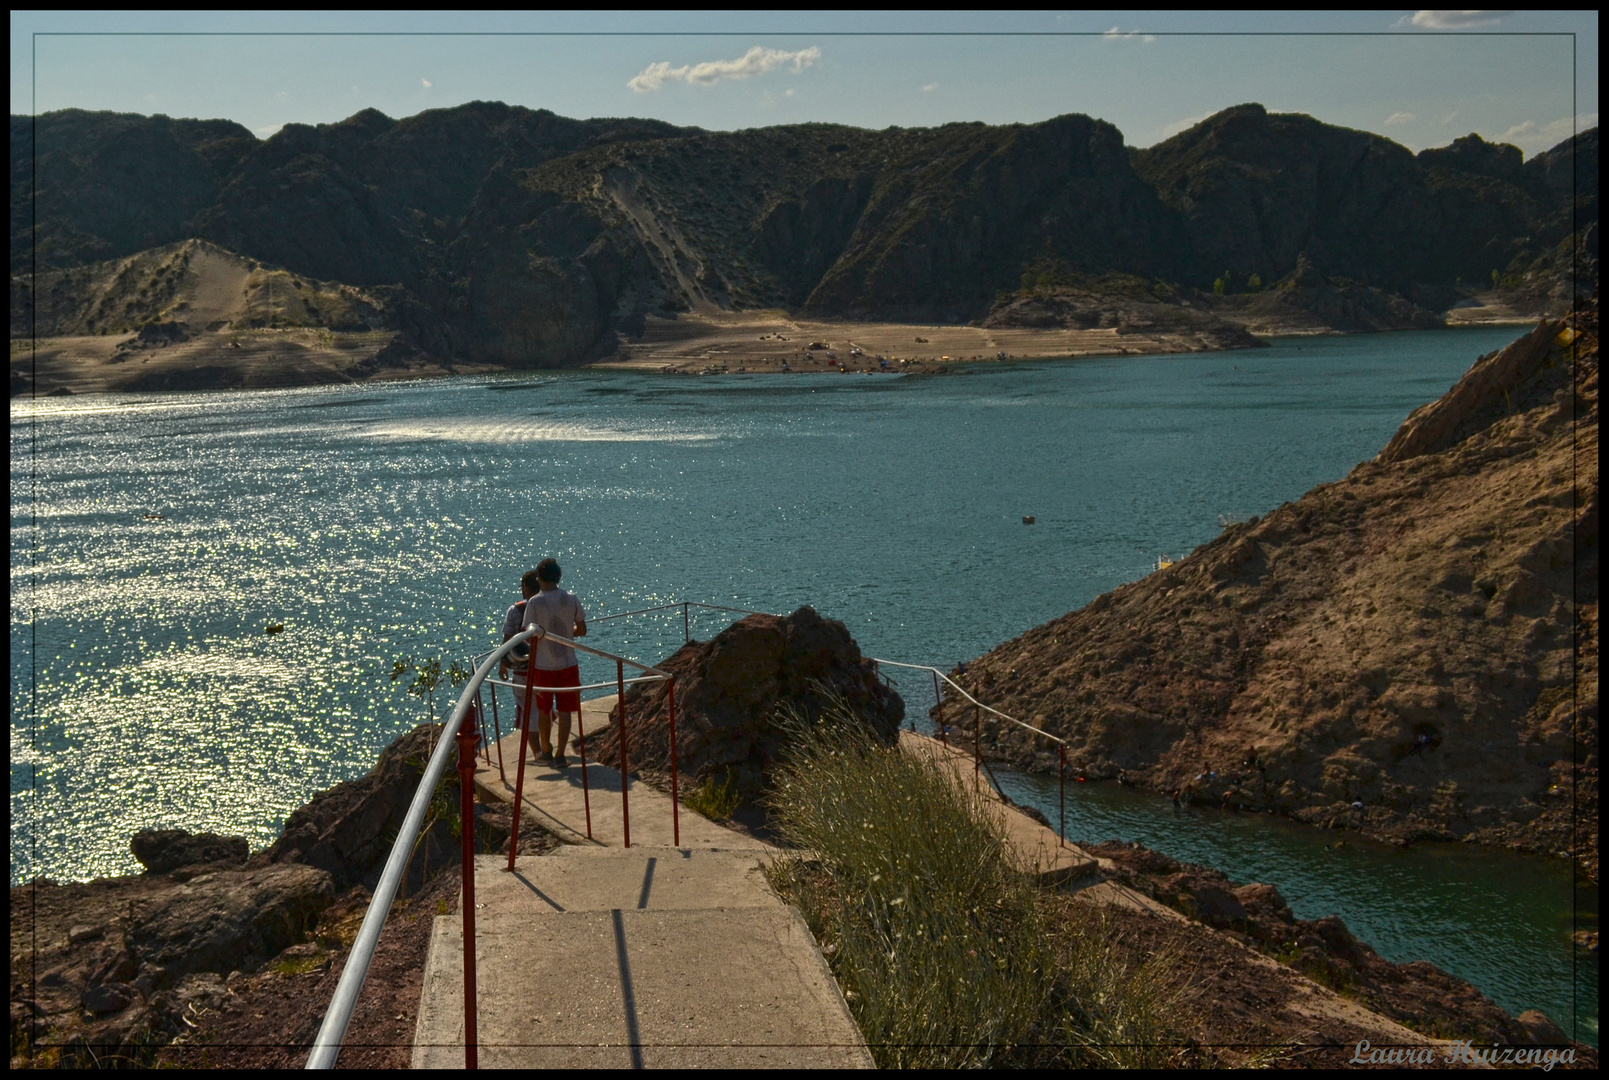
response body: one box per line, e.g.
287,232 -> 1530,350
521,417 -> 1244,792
520,569 -> 542,598
536,558 -> 562,589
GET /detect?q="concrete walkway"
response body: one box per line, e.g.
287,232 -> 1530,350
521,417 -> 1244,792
472,701 -> 759,850
414,698 -> 871,1068
898,730 -> 1189,919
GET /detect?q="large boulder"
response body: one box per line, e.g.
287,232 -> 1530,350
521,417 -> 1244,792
592,606 -> 903,796
259,723 -> 461,891
130,829 -> 248,874
126,863 -> 334,983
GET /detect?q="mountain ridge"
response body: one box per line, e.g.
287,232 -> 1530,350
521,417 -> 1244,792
12,102 -> 1597,367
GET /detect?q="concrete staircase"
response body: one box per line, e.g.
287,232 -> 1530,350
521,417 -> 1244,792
411,714 -> 872,1068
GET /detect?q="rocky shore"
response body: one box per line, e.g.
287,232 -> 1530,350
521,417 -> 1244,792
1083,840 -> 1579,1049
956,302 -> 1598,878
8,724 -> 553,1068
13,662 -> 1596,1066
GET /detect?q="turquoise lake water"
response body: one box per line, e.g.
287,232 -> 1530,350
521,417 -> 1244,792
9,326 -> 1594,1042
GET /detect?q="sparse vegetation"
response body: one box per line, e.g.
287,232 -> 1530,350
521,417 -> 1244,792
390,655 -> 473,724
765,695 -> 1191,1067
684,770 -> 741,820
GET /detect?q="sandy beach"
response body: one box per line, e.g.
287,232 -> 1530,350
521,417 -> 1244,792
589,309 -> 1252,376
10,312 -> 1262,395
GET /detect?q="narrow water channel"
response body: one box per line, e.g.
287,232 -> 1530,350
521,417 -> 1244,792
877,672 -> 1596,1046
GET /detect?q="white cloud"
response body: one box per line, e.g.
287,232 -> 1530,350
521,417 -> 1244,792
255,124 -> 283,138
1494,113 -> 1598,153
922,82 -> 939,92
1406,10 -> 1512,30
784,88 -> 796,98
1103,26 -> 1156,43
628,46 -> 820,93
1159,112 -> 1211,140
1384,112 -> 1415,126
1437,110 -> 1460,125
421,78 -> 432,88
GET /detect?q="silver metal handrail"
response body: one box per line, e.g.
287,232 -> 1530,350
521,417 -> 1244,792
305,626 -> 539,1069
308,624 -> 680,1068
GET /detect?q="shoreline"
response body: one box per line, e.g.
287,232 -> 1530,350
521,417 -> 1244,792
11,723 -> 1593,1065
10,314 -> 1545,397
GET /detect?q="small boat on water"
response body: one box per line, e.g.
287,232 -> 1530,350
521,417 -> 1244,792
1154,554 -> 1175,572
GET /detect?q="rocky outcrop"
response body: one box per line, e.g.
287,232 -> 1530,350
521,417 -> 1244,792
9,722 -> 516,1067
592,606 -> 904,797
259,723 -> 461,892
958,303 -> 1598,872
979,279 -> 1268,348
129,828 -> 248,874
1086,841 -> 1578,1048
126,864 -> 335,981
9,862 -> 335,1066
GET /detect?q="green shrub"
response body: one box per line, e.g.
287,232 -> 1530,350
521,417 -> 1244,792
766,693 -> 1193,1067
684,771 -> 741,820
767,701 -> 1050,1067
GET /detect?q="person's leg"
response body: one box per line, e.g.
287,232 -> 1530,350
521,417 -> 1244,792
552,666 -> 580,762
537,708 -> 554,757
554,712 -> 572,758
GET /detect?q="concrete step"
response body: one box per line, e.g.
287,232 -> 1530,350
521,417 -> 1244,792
471,850 -> 780,916
412,905 -> 872,1068
473,728 -> 771,851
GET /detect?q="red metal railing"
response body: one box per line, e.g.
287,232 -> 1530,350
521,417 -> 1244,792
585,600 -> 1073,848
315,601 -> 1073,1069
480,629 -> 680,857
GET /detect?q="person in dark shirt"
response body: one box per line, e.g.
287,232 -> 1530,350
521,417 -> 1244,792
500,568 -> 542,760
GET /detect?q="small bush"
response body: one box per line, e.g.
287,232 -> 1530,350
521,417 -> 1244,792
767,692 -> 1193,1067
270,954 -> 324,977
684,771 -> 741,820
767,700 -> 1049,1067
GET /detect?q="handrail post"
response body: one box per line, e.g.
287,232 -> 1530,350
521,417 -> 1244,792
455,697 -> 480,1069
1058,743 -> 1066,849
932,670 -> 945,746
476,685 -> 490,765
973,703 -> 981,781
683,602 -> 690,643
490,684 -> 504,784
576,695 -> 593,840
506,671 -> 538,872
667,676 -> 680,848
618,659 -> 631,848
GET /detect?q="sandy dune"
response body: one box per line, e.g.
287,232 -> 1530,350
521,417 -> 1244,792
10,330 -> 468,395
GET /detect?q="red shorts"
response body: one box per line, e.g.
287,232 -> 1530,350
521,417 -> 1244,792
519,665 -> 581,714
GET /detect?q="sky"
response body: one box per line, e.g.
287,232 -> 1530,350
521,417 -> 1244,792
8,10 -> 1599,157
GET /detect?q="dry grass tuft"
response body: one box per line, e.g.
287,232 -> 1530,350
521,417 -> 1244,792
765,694 -> 1194,1067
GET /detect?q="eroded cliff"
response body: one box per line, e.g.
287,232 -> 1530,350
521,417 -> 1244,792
956,304 -> 1598,875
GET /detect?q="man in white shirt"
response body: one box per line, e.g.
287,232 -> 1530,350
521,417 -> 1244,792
521,558 -> 587,768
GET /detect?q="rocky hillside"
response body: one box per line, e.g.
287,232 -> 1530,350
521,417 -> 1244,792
12,103 -> 1595,366
11,238 -> 394,338
956,303 -> 1598,875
